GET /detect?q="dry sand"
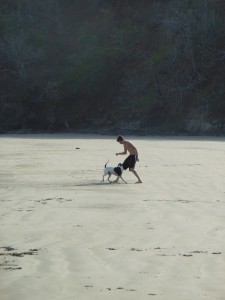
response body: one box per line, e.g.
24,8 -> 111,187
0,134 -> 224,300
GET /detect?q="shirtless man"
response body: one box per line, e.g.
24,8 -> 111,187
116,135 -> 142,183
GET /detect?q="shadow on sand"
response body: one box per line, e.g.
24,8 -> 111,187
75,182 -> 127,187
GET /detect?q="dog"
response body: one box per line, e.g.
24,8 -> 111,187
102,159 -> 127,183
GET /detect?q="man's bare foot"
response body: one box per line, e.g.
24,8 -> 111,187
135,180 -> 142,183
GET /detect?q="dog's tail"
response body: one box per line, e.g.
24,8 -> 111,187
105,158 -> 109,168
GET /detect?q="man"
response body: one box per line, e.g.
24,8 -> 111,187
116,135 -> 142,183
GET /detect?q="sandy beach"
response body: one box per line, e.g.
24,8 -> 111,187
0,134 -> 224,300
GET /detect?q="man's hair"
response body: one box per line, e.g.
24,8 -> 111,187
117,135 -> 124,142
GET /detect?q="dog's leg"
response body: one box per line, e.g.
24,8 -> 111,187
102,175 -> 105,182
108,173 -> 112,183
120,176 -> 127,183
112,176 -> 120,183
112,176 -> 126,183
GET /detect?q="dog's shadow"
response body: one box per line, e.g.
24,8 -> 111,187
75,182 -> 127,187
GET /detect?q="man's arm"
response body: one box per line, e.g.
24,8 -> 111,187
116,145 -> 127,156
136,152 -> 139,161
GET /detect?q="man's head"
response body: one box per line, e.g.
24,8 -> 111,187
117,135 -> 124,144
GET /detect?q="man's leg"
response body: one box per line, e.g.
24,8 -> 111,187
130,168 -> 142,183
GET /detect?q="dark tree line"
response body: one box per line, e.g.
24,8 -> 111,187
0,0 -> 225,134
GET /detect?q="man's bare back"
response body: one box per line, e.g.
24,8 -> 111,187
123,141 -> 138,156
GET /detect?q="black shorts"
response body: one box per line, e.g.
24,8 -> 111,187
123,155 -> 137,170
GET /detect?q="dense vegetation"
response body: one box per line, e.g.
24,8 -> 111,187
0,0 -> 225,134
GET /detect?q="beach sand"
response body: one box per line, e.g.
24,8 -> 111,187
0,134 -> 224,300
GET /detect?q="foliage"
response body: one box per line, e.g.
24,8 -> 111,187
0,0 -> 225,133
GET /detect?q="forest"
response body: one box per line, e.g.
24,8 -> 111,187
0,0 -> 225,134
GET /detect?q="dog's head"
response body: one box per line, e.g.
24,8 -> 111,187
117,163 -> 123,169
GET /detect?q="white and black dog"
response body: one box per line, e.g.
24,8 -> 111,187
102,159 -> 127,183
